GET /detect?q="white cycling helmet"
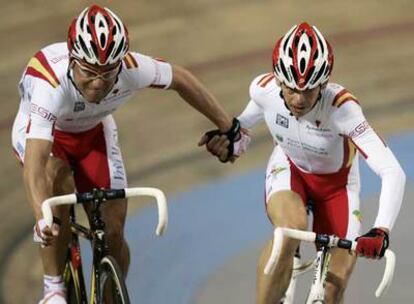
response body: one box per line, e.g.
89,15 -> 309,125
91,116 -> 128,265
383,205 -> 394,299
272,22 -> 334,91
68,5 -> 129,65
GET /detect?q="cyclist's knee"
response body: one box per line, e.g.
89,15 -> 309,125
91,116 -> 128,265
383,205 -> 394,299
267,190 -> 307,230
325,273 -> 347,303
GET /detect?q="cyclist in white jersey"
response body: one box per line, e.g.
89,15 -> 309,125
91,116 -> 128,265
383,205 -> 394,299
199,22 -> 406,304
11,5 -> 243,304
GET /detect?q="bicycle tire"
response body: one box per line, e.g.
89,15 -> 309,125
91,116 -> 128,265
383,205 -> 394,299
97,256 -> 130,304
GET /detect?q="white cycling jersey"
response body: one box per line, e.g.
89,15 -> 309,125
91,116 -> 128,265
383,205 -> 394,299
15,42 -> 173,141
238,73 -> 406,230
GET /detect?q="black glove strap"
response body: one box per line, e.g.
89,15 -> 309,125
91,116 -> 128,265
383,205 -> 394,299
204,118 -> 241,163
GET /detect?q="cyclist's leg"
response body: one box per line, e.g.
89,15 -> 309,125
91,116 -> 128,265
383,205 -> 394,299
257,191 -> 308,304
310,167 -> 361,304
256,148 -> 308,304
84,198 -> 130,275
75,115 -> 130,275
325,248 -> 357,304
37,156 -> 74,302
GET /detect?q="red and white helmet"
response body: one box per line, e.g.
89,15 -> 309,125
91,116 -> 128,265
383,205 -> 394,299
68,5 -> 129,65
272,22 -> 334,91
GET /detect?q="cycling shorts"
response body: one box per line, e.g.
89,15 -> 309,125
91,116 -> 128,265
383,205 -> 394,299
265,146 -> 361,239
12,114 -> 127,192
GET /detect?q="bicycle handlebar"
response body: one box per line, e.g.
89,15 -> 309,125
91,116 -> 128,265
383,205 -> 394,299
41,187 -> 168,236
264,227 -> 395,298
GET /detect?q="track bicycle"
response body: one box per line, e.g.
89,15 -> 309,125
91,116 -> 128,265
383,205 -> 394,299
41,187 -> 168,304
264,227 -> 396,304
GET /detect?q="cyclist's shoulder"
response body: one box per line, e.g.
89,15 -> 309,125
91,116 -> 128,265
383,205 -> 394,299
249,72 -> 279,100
24,42 -> 69,90
122,51 -> 170,72
323,83 -> 360,110
322,83 -> 363,123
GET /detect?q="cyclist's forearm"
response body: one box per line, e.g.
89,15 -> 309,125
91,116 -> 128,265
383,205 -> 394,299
23,138 -> 53,221
170,65 -> 232,132
24,165 -> 51,221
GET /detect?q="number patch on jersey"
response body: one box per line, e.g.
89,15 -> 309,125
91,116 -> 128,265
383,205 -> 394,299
276,114 -> 289,128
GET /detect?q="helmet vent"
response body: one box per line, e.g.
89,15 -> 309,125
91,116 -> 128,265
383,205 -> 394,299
90,15 -> 95,23
280,60 -> 290,81
100,33 -> 106,47
290,66 -> 298,83
317,36 -> 325,53
78,36 -> 90,57
324,64 -> 330,76
288,48 -> 293,58
112,26 -> 117,35
305,66 -> 315,84
311,62 -> 325,85
90,41 -> 98,58
80,18 -> 85,29
107,41 -> 115,58
86,25 -> 91,34
114,18 -> 122,31
300,44 -> 307,52
113,38 -> 124,59
300,58 -> 306,74
308,36 -> 313,47
99,20 -> 104,28
294,36 -> 300,47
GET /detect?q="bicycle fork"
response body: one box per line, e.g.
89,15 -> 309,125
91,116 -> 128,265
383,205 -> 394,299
306,248 -> 331,304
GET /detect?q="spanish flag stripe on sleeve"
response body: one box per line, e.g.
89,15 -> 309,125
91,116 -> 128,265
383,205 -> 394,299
128,53 -> 138,68
332,89 -> 348,106
257,73 -> 272,86
123,56 -> 132,69
123,53 -> 138,69
25,51 -> 60,88
336,96 -> 360,108
333,90 -> 359,108
261,75 -> 275,87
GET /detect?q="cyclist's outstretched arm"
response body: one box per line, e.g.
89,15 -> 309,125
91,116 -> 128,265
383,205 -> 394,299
168,64 -> 232,132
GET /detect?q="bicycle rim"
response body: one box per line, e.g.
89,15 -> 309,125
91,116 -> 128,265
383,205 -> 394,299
98,256 -> 130,304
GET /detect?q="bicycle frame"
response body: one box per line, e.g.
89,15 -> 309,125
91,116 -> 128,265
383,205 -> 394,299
42,187 -> 168,303
264,227 -> 396,303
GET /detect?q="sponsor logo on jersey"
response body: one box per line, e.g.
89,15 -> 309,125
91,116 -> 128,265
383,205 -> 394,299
73,102 -> 85,112
349,120 -> 370,138
305,125 -> 333,138
276,114 -> 289,128
30,103 -> 57,122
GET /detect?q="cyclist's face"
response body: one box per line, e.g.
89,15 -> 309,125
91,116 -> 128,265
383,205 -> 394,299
71,59 -> 121,103
280,84 -> 321,117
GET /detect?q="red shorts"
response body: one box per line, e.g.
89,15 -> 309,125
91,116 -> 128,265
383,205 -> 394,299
265,147 -> 361,239
12,115 -> 127,193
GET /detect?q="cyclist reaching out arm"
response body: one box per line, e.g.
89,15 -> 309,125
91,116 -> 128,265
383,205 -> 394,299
199,22 -> 406,304
332,98 -> 406,258
13,5 -> 240,304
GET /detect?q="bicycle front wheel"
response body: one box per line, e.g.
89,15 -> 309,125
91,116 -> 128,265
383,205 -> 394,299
98,256 -> 130,304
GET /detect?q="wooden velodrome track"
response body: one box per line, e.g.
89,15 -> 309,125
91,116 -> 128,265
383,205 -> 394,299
0,1 -> 413,303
